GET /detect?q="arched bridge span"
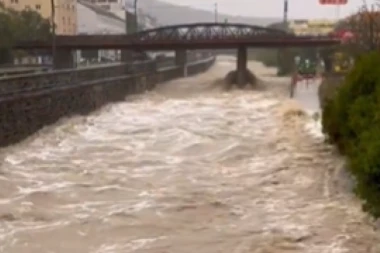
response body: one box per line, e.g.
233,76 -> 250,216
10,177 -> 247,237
15,22 -> 339,50
133,23 -> 290,42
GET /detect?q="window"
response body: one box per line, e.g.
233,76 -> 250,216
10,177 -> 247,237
35,4 -> 41,10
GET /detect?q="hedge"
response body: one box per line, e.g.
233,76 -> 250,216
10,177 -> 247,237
322,51 -> 380,217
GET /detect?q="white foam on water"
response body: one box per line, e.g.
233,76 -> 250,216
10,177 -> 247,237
0,57 -> 377,253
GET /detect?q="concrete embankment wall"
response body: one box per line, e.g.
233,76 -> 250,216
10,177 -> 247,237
0,57 -> 215,147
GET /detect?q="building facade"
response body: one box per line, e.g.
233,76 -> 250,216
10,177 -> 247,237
0,0 -> 77,35
77,0 -> 125,34
77,0 -> 126,62
289,19 -> 336,36
85,0 -> 122,11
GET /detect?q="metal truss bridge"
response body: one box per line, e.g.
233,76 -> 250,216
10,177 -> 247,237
15,23 -> 341,50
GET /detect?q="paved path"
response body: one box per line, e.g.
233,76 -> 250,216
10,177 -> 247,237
293,79 -> 321,112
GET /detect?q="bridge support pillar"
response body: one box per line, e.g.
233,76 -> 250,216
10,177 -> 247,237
236,46 -> 247,87
175,49 -> 187,77
54,49 -> 75,69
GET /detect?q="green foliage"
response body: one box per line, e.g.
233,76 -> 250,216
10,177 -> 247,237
248,48 -> 294,76
0,4 -> 51,64
248,49 -> 281,74
249,46 -> 319,76
322,51 -> 380,217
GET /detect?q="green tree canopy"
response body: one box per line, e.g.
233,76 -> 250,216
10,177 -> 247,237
0,3 -> 52,64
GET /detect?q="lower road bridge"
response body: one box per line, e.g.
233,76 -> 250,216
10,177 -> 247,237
15,23 -> 341,86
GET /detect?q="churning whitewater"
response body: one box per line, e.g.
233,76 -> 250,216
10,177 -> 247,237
0,56 -> 379,253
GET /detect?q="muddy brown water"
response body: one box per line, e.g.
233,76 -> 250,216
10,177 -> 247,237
0,56 -> 379,253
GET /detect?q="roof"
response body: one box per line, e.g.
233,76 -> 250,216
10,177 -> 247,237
78,0 -> 126,23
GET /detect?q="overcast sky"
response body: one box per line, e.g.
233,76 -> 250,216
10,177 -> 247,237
157,0 -> 378,19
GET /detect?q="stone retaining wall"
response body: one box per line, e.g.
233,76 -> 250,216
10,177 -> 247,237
0,56 -> 215,147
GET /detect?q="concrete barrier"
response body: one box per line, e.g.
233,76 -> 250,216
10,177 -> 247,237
0,55 -> 215,147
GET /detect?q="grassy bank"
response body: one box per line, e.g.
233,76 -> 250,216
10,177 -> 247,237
321,51 -> 380,218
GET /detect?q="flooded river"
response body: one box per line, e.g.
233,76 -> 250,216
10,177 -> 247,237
0,56 -> 379,253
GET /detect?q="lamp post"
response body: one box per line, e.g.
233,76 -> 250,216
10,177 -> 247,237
214,3 -> 218,23
278,0 -> 289,75
51,0 -> 56,68
134,0 -> 138,32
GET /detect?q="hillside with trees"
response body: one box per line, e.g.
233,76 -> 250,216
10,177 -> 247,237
136,0 -> 279,26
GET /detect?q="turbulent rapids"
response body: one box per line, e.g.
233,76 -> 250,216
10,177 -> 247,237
0,56 -> 379,253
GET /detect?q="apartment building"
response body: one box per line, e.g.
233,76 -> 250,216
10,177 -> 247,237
0,0 -> 77,35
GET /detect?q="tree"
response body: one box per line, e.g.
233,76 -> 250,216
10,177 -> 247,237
321,2 -> 380,218
0,4 -> 52,64
322,52 -> 380,217
337,4 -> 380,55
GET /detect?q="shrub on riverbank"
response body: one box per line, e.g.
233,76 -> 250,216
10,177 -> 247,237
318,74 -> 344,109
322,51 -> 380,217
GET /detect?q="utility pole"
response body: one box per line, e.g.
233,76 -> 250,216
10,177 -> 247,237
51,0 -> 56,68
214,3 -> 218,23
134,0 -> 138,33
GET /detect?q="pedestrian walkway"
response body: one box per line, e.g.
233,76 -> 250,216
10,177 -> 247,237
293,79 -> 321,112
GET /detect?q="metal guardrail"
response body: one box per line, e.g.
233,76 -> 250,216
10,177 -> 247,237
0,59 -> 172,96
0,66 -> 51,77
0,51 -> 204,77
0,56 -> 215,103
0,59 -> 175,77
0,52 -> 214,100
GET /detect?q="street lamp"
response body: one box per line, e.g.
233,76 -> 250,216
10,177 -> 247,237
134,0 -> 138,32
51,0 -> 56,68
278,0 -> 289,75
214,3 -> 218,23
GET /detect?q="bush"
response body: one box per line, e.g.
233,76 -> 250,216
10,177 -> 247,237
322,51 -> 380,217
